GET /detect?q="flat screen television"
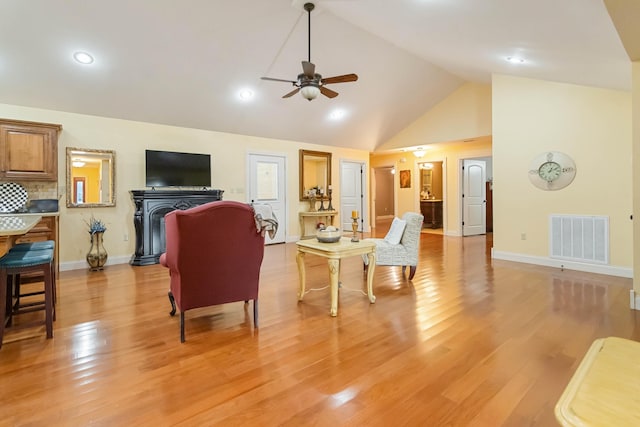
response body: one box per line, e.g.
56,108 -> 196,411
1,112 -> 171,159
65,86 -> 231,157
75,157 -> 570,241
145,149 -> 211,187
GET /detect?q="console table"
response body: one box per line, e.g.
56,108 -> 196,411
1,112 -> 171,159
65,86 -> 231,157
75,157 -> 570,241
299,210 -> 338,239
130,189 -> 223,266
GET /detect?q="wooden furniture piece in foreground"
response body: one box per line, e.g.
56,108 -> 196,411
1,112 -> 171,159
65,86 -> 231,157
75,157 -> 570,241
298,210 -> 339,239
555,336 -> 640,426
296,237 -> 376,316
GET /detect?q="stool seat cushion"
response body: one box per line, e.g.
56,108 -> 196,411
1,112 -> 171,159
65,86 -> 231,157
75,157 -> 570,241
9,240 -> 55,252
0,249 -> 53,268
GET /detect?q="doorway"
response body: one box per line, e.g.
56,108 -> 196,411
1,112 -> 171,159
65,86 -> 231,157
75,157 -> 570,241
418,161 -> 444,234
373,166 -> 395,223
340,160 -> 367,232
461,156 -> 493,236
248,153 -> 286,244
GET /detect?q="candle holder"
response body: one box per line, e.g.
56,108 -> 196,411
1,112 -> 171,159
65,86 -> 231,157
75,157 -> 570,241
318,194 -> 326,211
351,216 -> 359,242
327,188 -> 334,211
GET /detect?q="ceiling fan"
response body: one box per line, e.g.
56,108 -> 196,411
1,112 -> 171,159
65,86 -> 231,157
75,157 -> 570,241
261,2 -> 358,101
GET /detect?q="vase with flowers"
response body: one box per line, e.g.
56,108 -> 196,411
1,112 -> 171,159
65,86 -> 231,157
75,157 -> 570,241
86,216 -> 108,271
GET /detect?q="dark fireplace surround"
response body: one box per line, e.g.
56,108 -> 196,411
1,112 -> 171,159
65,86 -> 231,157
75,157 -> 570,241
130,189 -> 223,266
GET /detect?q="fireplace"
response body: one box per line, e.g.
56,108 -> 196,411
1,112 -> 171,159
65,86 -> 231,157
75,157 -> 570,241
130,189 -> 223,266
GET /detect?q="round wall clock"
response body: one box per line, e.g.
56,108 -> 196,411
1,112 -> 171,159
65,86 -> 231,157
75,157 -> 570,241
528,151 -> 576,191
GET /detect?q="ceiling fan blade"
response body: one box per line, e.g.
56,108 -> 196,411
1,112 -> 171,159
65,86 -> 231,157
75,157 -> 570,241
321,74 -> 358,85
283,88 -> 301,98
261,76 -> 297,84
320,86 -> 339,98
302,61 -> 315,78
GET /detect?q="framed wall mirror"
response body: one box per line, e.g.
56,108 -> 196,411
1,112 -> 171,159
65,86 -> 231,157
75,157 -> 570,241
299,149 -> 332,200
66,147 -> 116,208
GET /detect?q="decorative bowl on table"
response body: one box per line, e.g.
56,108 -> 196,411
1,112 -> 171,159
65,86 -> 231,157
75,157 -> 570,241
317,226 -> 341,243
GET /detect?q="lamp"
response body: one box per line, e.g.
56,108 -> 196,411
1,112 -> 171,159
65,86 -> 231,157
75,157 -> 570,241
300,85 -> 320,101
413,148 -> 426,158
72,160 -> 86,167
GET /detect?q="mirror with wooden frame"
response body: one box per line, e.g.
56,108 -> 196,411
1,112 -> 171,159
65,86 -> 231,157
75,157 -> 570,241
299,149 -> 332,200
66,147 -> 116,208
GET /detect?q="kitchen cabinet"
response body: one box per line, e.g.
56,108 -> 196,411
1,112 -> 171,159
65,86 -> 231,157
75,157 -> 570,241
0,119 -> 62,181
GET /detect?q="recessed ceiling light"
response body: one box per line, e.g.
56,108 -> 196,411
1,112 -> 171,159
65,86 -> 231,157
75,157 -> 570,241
238,88 -> 254,101
506,56 -> 525,64
73,51 -> 94,64
329,109 -> 345,120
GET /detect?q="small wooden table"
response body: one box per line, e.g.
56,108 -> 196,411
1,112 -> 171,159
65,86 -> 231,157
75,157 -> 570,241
0,215 -> 43,257
296,237 -> 376,316
298,210 -> 339,239
555,337 -> 640,426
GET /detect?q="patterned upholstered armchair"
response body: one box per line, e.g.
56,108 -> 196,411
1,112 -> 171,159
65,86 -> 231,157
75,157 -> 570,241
159,201 -> 267,342
363,212 -> 424,280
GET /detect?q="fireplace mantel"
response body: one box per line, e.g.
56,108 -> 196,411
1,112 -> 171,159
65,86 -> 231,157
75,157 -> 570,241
129,189 -> 224,266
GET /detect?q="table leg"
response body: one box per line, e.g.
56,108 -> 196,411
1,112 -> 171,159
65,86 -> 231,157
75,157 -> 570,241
300,216 -> 305,239
366,252 -> 376,303
328,258 -> 340,316
296,250 -> 306,300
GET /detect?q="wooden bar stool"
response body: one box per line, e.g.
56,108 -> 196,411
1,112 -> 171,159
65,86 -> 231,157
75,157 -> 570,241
0,248 -> 55,349
8,240 -> 56,308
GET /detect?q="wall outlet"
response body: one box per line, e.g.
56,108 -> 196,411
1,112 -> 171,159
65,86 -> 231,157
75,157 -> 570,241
123,233 -> 129,241
521,233 -> 526,240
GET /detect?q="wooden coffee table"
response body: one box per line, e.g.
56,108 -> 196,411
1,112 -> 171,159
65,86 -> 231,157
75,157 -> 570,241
296,237 -> 376,316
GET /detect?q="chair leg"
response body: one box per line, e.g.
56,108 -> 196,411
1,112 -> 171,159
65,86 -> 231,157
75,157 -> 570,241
408,266 -> 417,280
5,275 -> 13,327
180,312 -> 185,343
44,263 -> 53,339
402,266 -> 407,276
168,291 -> 176,316
0,268 -> 6,349
253,299 -> 259,329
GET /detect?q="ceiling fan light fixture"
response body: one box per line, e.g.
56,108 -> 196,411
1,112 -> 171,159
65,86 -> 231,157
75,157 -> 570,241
413,148 -> 426,158
301,85 -> 320,100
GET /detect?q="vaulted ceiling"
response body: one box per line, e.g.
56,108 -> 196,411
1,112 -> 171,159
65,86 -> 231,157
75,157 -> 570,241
0,0 -> 631,151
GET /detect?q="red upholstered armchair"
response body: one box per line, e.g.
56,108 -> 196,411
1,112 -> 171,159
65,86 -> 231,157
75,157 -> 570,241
159,201 -> 265,342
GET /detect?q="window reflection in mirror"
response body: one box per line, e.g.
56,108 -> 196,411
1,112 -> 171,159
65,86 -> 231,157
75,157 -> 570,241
66,147 -> 115,208
299,150 -> 331,200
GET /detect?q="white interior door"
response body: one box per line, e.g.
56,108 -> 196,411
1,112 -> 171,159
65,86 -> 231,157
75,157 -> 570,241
462,159 -> 486,236
248,154 -> 285,244
340,161 -> 365,231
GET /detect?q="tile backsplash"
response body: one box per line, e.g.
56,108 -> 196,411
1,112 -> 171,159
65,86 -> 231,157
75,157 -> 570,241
0,180 -> 58,200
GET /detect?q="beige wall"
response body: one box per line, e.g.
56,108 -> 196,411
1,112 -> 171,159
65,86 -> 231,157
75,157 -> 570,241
492,75 -> 632,272
633,62 -> 640,290
377,82 -> 492,151
0,103 -> 369,269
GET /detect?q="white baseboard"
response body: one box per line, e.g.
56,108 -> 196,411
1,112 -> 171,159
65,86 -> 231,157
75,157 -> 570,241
60,255 -> 131,272
492,250 -> 632,278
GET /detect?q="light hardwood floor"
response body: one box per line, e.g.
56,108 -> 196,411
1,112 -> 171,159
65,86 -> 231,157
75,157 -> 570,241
0,228 -> 637,426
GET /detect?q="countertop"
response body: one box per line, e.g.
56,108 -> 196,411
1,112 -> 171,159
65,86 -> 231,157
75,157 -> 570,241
0,211 -> 59,217
0,214 -> 43,236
